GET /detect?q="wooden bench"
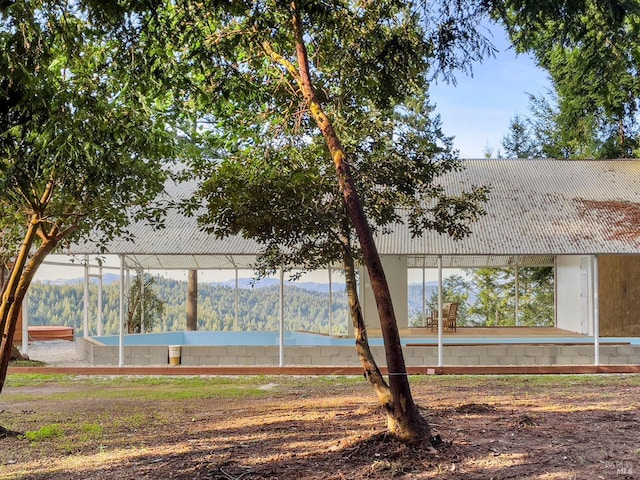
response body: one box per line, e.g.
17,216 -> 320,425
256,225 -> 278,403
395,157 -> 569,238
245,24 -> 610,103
13,310 -> 74,344
28,326 -> 75,342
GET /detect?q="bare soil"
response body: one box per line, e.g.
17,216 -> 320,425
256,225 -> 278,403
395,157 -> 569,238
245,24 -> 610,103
1,374 -> 639,479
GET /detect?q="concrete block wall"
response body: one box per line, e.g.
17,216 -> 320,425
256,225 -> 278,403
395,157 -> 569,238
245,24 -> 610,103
77,337 -> 640,367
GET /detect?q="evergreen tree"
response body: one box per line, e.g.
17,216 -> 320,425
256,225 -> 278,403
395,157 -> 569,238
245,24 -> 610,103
496,0 -> 640,158
427,274 -> 472,325
126,275 -> 166,334
25,279 -> 349,336
465,267 -> 554,327
501,115 -> 537,158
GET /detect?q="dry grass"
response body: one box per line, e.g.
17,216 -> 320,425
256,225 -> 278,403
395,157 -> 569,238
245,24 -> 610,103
1,374 -> 639,479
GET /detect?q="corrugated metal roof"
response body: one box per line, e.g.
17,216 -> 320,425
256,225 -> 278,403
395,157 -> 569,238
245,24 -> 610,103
378,159 -> 640,257
70,159 -> 640,269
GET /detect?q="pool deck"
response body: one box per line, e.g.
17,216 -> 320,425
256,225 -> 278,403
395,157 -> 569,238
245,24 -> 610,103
401,326 -> 584,338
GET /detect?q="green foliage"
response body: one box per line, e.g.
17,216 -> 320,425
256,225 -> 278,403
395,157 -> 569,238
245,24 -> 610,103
501,114 -> 538,158
3,374 -> 70,388
6,376 -> 271,402
127,274 -> 166,334
494,0 -> 640,158
26,278 -> 350,336
0,0 -> 184,390
163,2 -> 490,281
409,269 -> 554,327
80,422 -> 104,442
23,424 -> 65,442
27,269 -> 557,335
1,2 -> 177,257
426,274 -> 473,325
8,359 -> 47,367
465,267 -> 554,327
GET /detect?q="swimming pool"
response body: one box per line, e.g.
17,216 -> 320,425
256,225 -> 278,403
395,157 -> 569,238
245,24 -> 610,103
77,330 -> 639,367
89,330 -> 638,347
90,330 -> 358,347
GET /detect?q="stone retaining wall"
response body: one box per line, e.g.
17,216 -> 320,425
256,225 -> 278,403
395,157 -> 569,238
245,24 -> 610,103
77,337 -> 639,367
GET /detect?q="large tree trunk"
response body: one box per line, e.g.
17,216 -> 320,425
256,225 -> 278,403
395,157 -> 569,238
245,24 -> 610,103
264,4 -> 432,444
0,230 -> 58,394
0,179 -> 65,394
186,269 -> 198,331
1,221 -> 40,394
341,239 -> 392,406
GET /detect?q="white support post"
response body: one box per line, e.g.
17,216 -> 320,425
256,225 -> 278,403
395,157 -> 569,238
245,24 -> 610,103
328,267 -> 333,337
118,255 -> 125,367
422,266 -> 426,324
279,267 -> 285,367
83,255 -> 89,337
234,269 -> 239,331
592,256 -> 600,366
437,255 -> 443,367
21,293 -> 29,355
515,267 -> 520,327
97,264 -> 103,337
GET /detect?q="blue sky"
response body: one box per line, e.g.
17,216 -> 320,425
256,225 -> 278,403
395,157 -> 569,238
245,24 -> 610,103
430,24 -> 551,159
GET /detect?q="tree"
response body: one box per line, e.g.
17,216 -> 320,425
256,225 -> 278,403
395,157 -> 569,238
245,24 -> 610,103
513,267 -> 555,327
427,274 -> 472,325
4,0 -> 630,445
126,274 -> 166,334
466,267 -> 554,326
467,268 -> 516,326
0,2 -> 177,394
501,114 -> 537,158
158,0 -> 492,444
186,270 -> 197,331
494,0 -> 640,158
194,91 -> 488,443
174,0 -> 629,445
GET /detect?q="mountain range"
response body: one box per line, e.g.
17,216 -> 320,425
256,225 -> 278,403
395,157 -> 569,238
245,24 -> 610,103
37,273 -> 439,295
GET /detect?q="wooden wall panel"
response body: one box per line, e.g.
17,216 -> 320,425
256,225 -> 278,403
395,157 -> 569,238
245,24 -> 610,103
598,256 -> 616,335
599,255 -> 640,336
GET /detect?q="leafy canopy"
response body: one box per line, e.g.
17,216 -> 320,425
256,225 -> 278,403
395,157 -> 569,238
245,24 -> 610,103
1,1 -> 178,265
162,0 -> 490,277
494,0 -> 640,158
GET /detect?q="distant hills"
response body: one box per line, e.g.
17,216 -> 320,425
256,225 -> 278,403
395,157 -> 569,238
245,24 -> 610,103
40,273 -> 122,286
26,276 -> 353,336
215,277 -> 340,293
37,273 -> 438,295
37,274 -> 342,293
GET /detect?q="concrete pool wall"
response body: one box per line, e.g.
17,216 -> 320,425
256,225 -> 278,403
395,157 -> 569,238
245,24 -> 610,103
76,331 -> 640,367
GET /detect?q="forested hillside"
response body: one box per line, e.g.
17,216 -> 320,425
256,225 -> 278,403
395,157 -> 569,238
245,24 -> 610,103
25,266 -> 554,336
26,278 -> 350,337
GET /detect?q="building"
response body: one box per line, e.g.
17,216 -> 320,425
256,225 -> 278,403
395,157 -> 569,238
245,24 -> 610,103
67,159 -> 640,369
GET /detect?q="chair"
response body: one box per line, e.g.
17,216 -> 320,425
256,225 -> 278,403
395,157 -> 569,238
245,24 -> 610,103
445,302 -> 459,332
423,309 -> 436,329
426,303 -> 449,331
428,302 -> 459,332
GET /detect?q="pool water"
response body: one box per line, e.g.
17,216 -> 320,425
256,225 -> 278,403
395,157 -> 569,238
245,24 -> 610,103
90,330 -> 638,347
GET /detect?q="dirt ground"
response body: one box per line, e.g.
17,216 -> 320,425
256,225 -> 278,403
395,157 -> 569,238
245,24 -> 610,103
1,373 -> 639,479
